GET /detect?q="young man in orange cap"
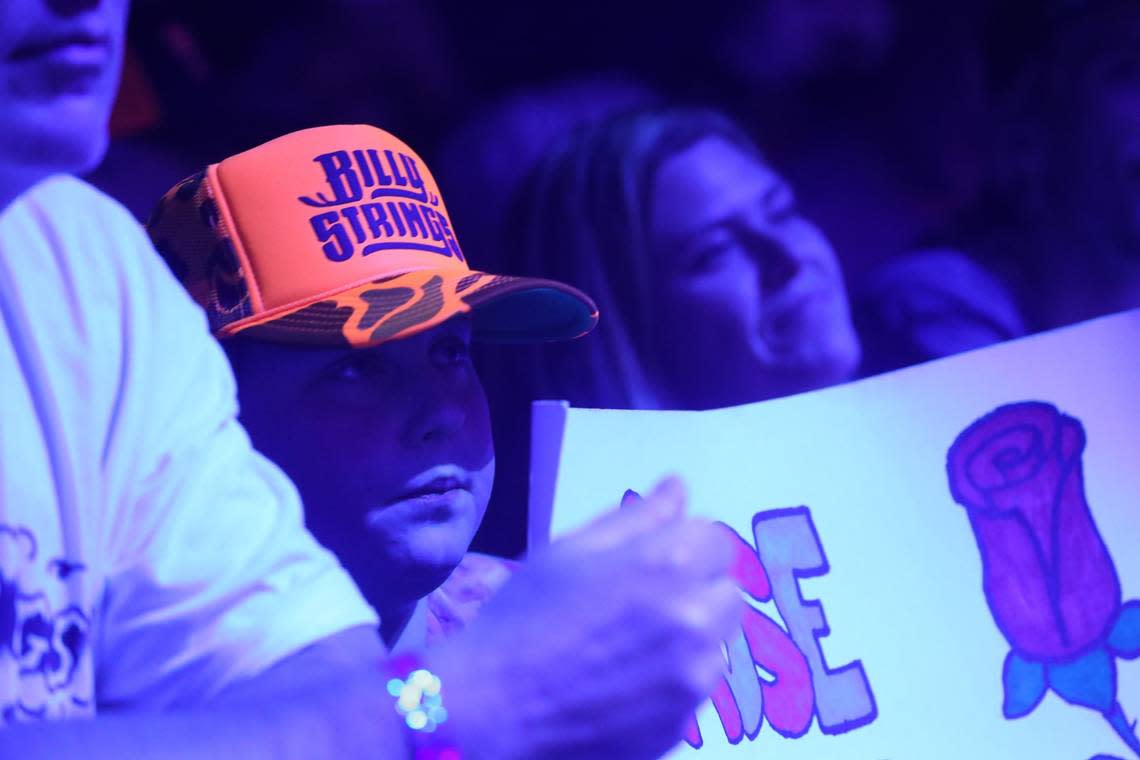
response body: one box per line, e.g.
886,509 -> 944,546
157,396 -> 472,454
147,123 -> 603,650
143,124 -> 746,756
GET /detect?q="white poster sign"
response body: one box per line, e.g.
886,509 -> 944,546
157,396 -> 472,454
530,310 -> 1140,759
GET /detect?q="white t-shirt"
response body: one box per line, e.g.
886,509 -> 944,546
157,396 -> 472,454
0,176 -> 377,723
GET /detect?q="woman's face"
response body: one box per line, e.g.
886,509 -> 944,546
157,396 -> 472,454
649,137 -> 860,409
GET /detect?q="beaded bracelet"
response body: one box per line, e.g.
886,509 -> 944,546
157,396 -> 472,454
385,653 -> 462,760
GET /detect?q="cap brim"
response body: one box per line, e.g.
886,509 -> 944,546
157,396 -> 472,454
226,268 -> 599,348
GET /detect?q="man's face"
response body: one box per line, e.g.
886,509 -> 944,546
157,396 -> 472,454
230,318 -> 494,607
649,137 -> 860,409
0,0 -> 128,191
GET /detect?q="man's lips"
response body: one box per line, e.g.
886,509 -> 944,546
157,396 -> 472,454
8,30 -> 112,65
387,476 -> 471,505
371,475 -> 474,524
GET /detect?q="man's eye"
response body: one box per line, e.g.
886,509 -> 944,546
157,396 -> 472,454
329,355 -> 390,382
434,337 -> 472,366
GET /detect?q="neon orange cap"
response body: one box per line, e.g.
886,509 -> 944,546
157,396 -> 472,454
147,124 -> 598,347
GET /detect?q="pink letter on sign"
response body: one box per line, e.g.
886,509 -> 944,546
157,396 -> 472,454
753,507 -> 878,734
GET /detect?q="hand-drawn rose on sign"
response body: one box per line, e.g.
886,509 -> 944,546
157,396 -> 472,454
947,402 -> 1140,757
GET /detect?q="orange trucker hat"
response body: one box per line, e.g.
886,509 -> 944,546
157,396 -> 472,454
146,124 -> 598,347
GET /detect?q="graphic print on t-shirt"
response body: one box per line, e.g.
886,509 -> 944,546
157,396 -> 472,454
0,524 -> 90,723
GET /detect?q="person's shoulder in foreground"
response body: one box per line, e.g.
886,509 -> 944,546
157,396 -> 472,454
0,0 -> 380,742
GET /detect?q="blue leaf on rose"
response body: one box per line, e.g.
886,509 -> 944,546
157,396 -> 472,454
1002,651 -> 1048,719
1107,600 -> 1140,659
1047,648 -> 1115,713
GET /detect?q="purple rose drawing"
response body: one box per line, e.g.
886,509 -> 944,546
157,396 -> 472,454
947,402 -> 1140,757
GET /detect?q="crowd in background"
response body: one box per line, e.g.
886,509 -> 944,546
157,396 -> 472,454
89,0 -> 1140,557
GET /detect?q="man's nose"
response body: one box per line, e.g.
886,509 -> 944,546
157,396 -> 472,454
403,374 -> 468,447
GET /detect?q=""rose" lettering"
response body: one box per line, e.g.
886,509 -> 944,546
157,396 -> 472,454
684,508 -> 878,749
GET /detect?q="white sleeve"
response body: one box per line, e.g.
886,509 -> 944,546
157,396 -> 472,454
89,186 -> 377,709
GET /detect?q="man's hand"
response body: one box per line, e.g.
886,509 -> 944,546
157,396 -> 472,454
428,476 -> 742,759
